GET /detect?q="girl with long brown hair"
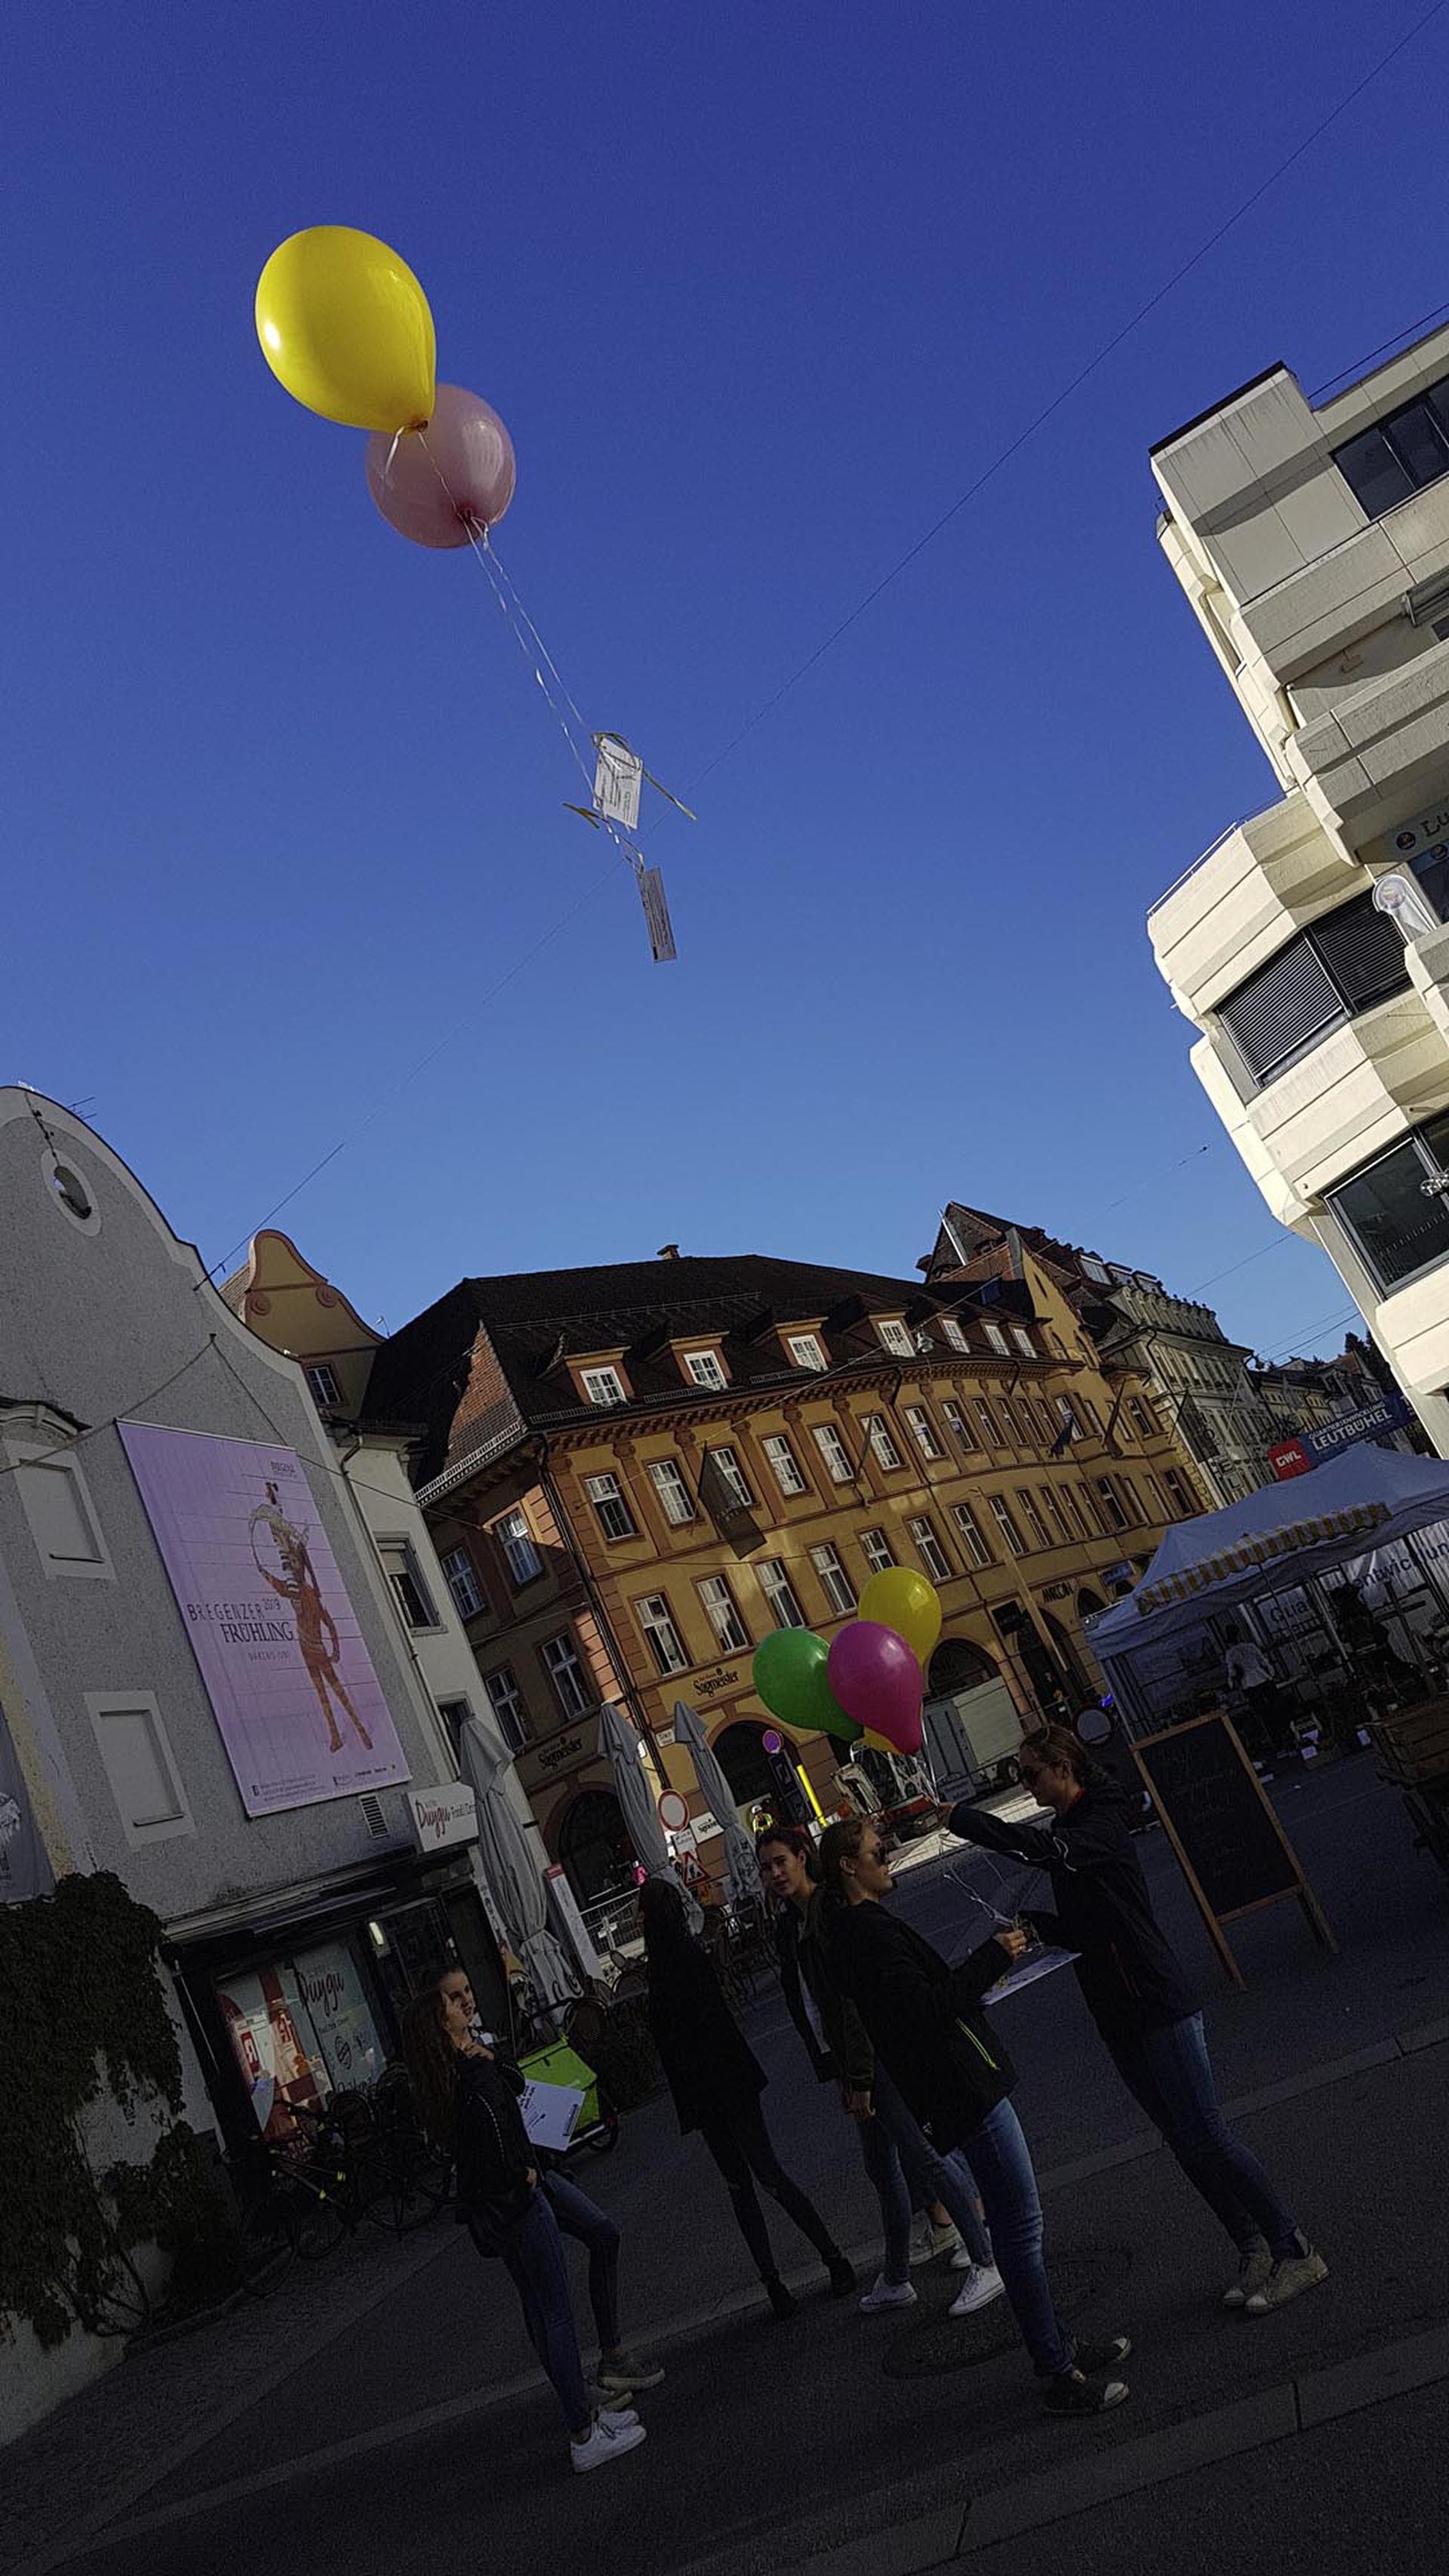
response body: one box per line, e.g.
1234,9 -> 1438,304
402,1965 -> 657,2473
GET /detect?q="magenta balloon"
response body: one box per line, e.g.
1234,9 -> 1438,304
826,1620 -> 923,1755
365,383 -> 516,549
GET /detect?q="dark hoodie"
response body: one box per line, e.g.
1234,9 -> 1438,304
946,1779 -> 1198,2039
827,1901 -> 1016,2150
454,2051 -> 537,2232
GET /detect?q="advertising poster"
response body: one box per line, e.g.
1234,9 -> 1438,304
121,1422 -> 410,1817
0,1703 -> 52,1904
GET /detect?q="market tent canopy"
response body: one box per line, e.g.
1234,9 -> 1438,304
1086,1444 -> 1449,1663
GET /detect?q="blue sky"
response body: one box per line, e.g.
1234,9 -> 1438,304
8,1 -> 1448,1355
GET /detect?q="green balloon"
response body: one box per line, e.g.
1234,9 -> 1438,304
752,1628 -> 860,1743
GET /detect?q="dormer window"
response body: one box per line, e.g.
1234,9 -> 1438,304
683,1349 -> 728,1391
877,1317 -> 913,1357
786,1333 -> 827,1372
940,1318 -> 968,1352
580,1365 -> 629,1407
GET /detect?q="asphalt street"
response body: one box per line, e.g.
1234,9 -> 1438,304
5,1753 -> 1448,2576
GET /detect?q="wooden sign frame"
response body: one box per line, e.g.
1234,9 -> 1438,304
1133,1710 -> 1337,1987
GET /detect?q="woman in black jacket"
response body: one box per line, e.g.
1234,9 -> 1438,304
403,1966 -> 656,2473
641,1875 -> 854,2318
940,1729 -> 1327,2317
820,1817 -> 1131,2417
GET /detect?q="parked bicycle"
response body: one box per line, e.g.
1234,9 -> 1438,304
228,2079 -> 448,2296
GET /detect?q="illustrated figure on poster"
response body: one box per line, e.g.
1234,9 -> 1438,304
250,1481 -> 372,1753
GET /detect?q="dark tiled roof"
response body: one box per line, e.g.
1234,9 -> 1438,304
366,1252 -> 1003,1486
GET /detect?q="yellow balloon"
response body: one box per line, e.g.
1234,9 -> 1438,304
861,1729 -> 897,1756
255,226 -> 435,433
859,1567 -> 943,1664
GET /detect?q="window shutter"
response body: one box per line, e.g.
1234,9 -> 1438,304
1219,940 -> 1340,1079
1309,894 -> 1407,1014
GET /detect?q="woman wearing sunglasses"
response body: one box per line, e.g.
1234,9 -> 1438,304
937,1728 -> 1326,2318
820,1815 -> 1131,2418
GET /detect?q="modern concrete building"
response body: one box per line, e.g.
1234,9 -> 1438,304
1148,324 -> 1449,1453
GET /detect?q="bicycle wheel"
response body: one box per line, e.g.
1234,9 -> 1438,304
237,2190 -> 297,2295
360,2141 -> 449,2235
291,2176 -> 348,2261
64,2236 -> 152,2339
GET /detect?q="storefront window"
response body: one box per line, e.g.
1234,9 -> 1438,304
218,1964 -> 328,2138
291,1940 -> 387,2094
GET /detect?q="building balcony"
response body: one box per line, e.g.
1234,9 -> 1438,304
1149,796 -> 1358,1021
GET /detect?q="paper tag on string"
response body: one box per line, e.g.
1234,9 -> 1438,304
640,866 -> 677,964
594,735 -> 643,831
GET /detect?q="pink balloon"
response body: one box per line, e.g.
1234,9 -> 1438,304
826,1621 -> 923,1757
365,383 -> 516,549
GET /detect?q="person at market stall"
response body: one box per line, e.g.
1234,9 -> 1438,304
1221,1622 -> 1297,1768
640,1872 -> 855,2319
403,1966 -> 660,2473
820,1817 -> 1131,2418
933,1730 -> 1327,2317
758,1823 -> 1003,2316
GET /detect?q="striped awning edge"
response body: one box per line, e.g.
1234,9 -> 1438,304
1134,1500 -> 1391,1615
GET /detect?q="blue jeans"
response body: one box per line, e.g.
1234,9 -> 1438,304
470,2173 -> 621,2438
864,2064 -> 993,2279
1104,2012 -> 1303,2261
961,2099 -> 1072,2377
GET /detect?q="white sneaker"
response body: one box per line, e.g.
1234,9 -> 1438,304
859,2273 -> 918,2313
1222,2241 -> 1273,2310
571,2414 -> 648,2473
1244,2248 -> 1328,2316
928,2218 -> 961,2260
949,2264 -> 1007,2317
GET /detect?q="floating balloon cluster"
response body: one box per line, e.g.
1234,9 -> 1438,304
254,225 -> 515,546
751,1569 -> 942,1760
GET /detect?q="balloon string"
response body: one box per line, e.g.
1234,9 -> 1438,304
413,429 -> 648,885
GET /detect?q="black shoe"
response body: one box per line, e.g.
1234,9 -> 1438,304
1042,2362 -> 1131,2418
826,2255 -> 857,2298
1072,2335 -> 1132,2374
766,2276 -> 796,2322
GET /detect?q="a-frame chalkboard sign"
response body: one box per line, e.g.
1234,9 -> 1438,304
1133,1710 -> 1336,1987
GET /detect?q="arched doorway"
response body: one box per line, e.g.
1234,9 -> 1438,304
1077,1587 -> 1106,1620
556,1788 -> 634,1907
1040,1611 -> 1094,1704
710,1721 -> 777,1807
927,1636 -> 999,1696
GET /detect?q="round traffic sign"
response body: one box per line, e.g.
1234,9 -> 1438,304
657,1789 -> 691,1833
762,1729 -> 782,1755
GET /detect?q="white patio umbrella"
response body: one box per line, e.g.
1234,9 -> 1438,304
672,1698 -> 763,1910
598,1700 -> 702,1927
458,1719 -> 575,2011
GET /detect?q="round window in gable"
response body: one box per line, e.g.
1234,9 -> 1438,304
42,1146 -> 101,1234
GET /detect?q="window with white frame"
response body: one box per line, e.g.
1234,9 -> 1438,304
1128,1397 -> 1155,1439
864,1413 -> 903,1470
861,1526 -> 896,1575
85,1693 -> 193,1847
1041,1488 -> 1073,1543
1075,1483 -> 1104,1533
876,1316 -> 914,1356
496,1507 -> 543,1587
436,1696 -> 473,1755
1116,1474 -> 1146,1524
485,1663 -> 531,1750
440,1544 -> 485,1619
997,1397 -> 1023,1444
683,1348 -> 728,1391
1056,1396 -> 1081,1445
983,1323 -> 1010,1355
952,1501 -> 994,1568
907,1516 -> 952,1583
987,1494 -> 1027,1557
585,1471 -> 638,1542
810,1543 -> 857,1616
7,1439 -> 112,1580
1017,1491 -> 1054,1552
787,1333 -> 828,1372
763,1433 -> 808,1497
974,1396 -> 1003,1448
697,1574 -> 749,1652
1012,1328 -> 1035,1359
542,1633 -> 593,1716
941,1399 -> 974,1449
1095,1478 -> 1128,1534
382,1541 -> 441,1631
758,1558 -> 806,1628
637,1591 -> 689,1676
1164,1470 -> 1197,1517
941,1317 -> 968,1352
305,1363 -> 343,1408
580,1365 -> 628,1407
648,1456 -> 697,1526
904,1404 -> 943,1461
812,1421 -> 855,1485
709,1445 -> 754,1510
1060,1485 -> 1089,1537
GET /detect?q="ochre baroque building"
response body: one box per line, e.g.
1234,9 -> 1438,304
364,1249 -> 1208,1910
